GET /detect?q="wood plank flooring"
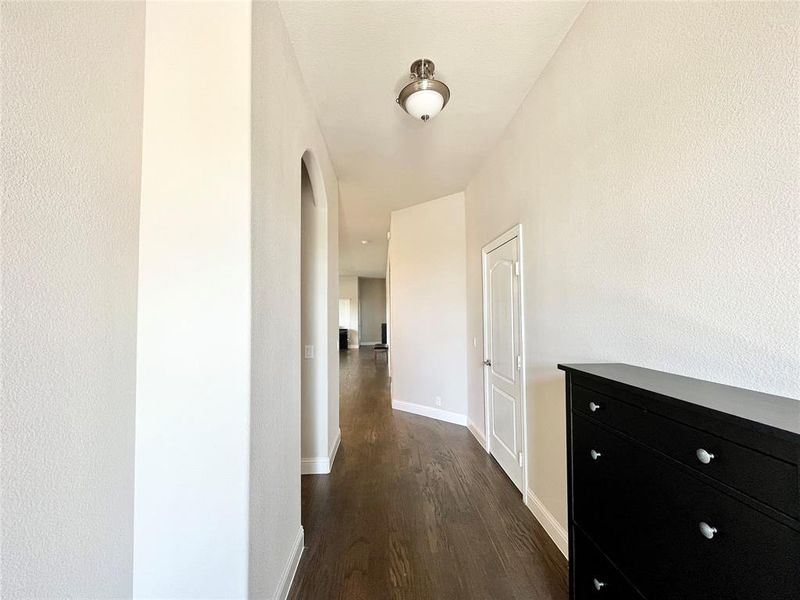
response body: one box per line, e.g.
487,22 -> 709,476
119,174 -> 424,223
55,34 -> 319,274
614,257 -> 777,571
289,348 -> 568,600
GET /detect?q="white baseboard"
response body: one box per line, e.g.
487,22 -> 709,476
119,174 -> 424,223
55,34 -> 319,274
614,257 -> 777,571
391,399 -> 467,426
347,344 -> 359,349
301,429 -> 341,475
301,456 -> 330,474
274,526 -> 304,600
359,341 -> 381,346
526,488 -> 569,558
329,428 -> 341,468
467,420 -> 487,450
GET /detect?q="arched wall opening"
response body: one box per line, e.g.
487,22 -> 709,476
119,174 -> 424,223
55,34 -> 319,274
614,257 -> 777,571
300,151 -> 334,473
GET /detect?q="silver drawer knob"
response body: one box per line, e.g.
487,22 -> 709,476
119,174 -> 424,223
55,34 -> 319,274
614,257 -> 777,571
696,448 -> 715,464
589,401 -> 601,412
590,449 -> 602,460
593,578 -> 606,591
699,521 -> 718,539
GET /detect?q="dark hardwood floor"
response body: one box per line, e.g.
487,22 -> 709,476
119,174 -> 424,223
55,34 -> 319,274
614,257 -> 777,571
289,348 -> 568,600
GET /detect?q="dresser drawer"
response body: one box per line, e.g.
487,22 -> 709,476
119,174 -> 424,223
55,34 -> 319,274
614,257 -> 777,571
572,526 -> 644,599
572,384 -> 799,518
572,414 -> 800,600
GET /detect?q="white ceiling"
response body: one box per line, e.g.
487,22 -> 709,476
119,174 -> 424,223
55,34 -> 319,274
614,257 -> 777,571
280,1 -> 586,277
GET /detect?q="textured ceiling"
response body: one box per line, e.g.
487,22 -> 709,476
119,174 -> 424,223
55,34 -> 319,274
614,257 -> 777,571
280,1 -> 586,276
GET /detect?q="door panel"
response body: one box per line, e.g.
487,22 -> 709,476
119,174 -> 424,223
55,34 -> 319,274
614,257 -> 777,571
490,261 -> 515,382
491,386 -> 517,456
484,236 -> 523,491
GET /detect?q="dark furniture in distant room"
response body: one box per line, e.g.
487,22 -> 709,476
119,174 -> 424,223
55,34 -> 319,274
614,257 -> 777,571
339,328 -> 348,350
373,344 -> 388,362
374,323 -> 388,361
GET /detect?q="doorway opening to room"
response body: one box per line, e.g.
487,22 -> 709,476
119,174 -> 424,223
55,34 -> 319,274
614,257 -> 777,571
338,275 -> 388,361
482,225 -> 528,497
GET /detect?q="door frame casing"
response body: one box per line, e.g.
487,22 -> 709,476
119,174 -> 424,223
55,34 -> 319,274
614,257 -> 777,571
481,224 -> 529,503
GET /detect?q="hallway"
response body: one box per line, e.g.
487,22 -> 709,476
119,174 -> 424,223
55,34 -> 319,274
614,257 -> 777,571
289,349 -> 567,600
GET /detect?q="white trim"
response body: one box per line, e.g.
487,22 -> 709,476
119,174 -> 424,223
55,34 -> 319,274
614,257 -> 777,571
391,399 -> 467,426
359,341 -> 381,346
273,526 -> 304,600
468,420 -> 487,450
518,227 -> 530,502
300,428 -> 341,475
301,457 -> 330,475
347,344 -> 359,349
481,224 -> 529,498
328,427 -> 341,467
526,489 -> 569,558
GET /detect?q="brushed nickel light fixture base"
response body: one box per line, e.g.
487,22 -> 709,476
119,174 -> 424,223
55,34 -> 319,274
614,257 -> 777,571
409,58 -> 435,80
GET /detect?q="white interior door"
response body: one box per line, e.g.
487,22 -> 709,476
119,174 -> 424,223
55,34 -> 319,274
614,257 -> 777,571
484,236 -> 524,491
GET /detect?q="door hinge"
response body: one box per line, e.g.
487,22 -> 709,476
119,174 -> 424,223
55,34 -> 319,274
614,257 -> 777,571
514,261 -> 520,277
518,452 -> 524,467
516,355 -> 522,371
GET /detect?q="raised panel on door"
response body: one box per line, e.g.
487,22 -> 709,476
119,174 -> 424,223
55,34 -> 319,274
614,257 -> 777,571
491,386 -> 518,459
489,259 -> 516,384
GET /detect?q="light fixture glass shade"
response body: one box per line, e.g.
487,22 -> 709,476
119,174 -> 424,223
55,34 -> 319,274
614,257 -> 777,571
404,89 -> 445,121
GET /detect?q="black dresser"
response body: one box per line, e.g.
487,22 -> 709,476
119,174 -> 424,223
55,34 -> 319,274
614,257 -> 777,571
559,363 -> 800,600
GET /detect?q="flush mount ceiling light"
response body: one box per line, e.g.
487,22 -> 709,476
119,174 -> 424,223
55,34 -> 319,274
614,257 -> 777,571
396,59 -> 450,122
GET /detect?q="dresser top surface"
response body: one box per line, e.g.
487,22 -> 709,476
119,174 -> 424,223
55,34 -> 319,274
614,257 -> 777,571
558,363 -> 800,439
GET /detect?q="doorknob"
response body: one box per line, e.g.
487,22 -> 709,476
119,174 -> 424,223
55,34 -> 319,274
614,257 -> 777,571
483,359 -> 492,366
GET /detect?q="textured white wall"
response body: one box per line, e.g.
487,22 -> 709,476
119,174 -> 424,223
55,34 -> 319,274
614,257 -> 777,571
339,275 -> 360,347
389,192 -> 469,416
249,3 -> 340,597
465,1 -> 800,532
133,3 -> 252,597
3,3 -> 338,597
1,2 -> 145,597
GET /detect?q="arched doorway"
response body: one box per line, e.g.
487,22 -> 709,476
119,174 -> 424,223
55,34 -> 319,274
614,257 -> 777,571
300,151 -> 338,474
